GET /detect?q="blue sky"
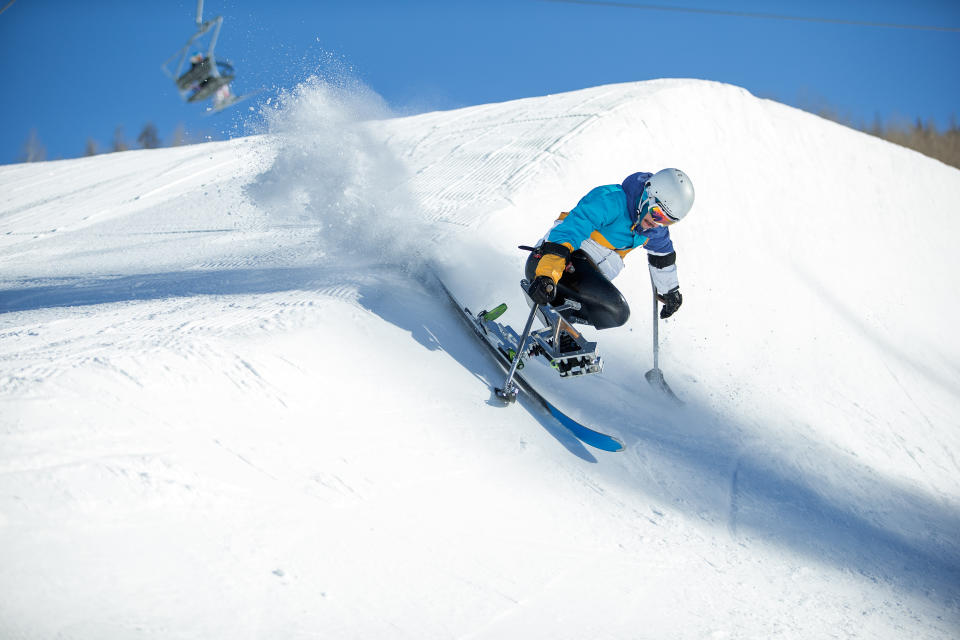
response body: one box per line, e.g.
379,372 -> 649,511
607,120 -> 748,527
1,0 -> 958,164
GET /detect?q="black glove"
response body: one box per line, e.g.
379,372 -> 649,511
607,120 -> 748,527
657,287 -> 682,319
527,276 -> 557,305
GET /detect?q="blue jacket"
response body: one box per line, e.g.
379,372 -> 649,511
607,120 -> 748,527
546,172 -> 674,256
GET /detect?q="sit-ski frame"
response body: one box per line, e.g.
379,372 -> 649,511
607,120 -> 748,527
483,280 -> 603,402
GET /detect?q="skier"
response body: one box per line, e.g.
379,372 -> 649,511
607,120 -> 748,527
525,168 -> 695,345
212,83 -> 233,110
189,52 -> 207,71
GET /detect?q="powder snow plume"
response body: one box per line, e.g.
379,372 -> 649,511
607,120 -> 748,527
245,74 -> 424,269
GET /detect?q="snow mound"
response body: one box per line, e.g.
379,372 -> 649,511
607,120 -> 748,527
1,78 -> 959,639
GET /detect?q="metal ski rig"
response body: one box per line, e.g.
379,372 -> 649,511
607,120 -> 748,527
527,296 -> 602,378
488,280 -> 603,402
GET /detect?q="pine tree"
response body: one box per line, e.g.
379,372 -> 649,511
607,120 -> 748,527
137,122 -> 160,149
19,129 -> 46,163
112,126 -> 129,152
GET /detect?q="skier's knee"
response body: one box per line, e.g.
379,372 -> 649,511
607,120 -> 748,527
612,305 -> 630,328
600,304 -> 630,329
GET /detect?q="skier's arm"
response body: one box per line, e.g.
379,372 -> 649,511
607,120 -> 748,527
528,240 -> 570,304
535,186 -> 623,284
644,228 -> 682,317
648,250 -> 679,293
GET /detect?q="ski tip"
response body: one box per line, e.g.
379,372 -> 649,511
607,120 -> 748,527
545,403 -> 624,453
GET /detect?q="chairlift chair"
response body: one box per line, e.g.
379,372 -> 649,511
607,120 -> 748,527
161,1 -> 237,105
185,61 -> 235,103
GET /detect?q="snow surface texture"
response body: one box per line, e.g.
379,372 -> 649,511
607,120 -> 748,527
1,77 -> 959,638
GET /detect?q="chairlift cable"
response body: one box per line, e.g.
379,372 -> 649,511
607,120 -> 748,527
541,0 -> 960,33
0,0 -> 18,17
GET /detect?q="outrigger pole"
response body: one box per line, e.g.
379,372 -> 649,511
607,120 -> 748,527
644,273 -> 681,403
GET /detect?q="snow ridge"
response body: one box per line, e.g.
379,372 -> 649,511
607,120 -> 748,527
1,78 -> 959,639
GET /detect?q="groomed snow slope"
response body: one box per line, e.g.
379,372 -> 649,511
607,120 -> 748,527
1,78 -> 959,639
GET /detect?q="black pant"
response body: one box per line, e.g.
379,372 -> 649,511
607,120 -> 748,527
524,250 -> 630,330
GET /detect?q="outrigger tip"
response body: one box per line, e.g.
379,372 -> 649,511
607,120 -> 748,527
645,367 -> 682,404
495,386 -> 519,403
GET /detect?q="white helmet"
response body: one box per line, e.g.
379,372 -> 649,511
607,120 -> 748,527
643,168 -> 695,222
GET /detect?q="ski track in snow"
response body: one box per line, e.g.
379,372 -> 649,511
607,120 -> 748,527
2,79 -> 960,639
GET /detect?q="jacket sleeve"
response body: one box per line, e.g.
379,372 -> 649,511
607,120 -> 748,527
643,228 -> 679,294
641,226 -> 674,254
546,185 -> 623,251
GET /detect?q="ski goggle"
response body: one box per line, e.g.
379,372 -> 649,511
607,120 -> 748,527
639,194 -> 678,227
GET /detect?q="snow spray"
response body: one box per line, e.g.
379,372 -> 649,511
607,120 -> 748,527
244,73 -> 424,271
